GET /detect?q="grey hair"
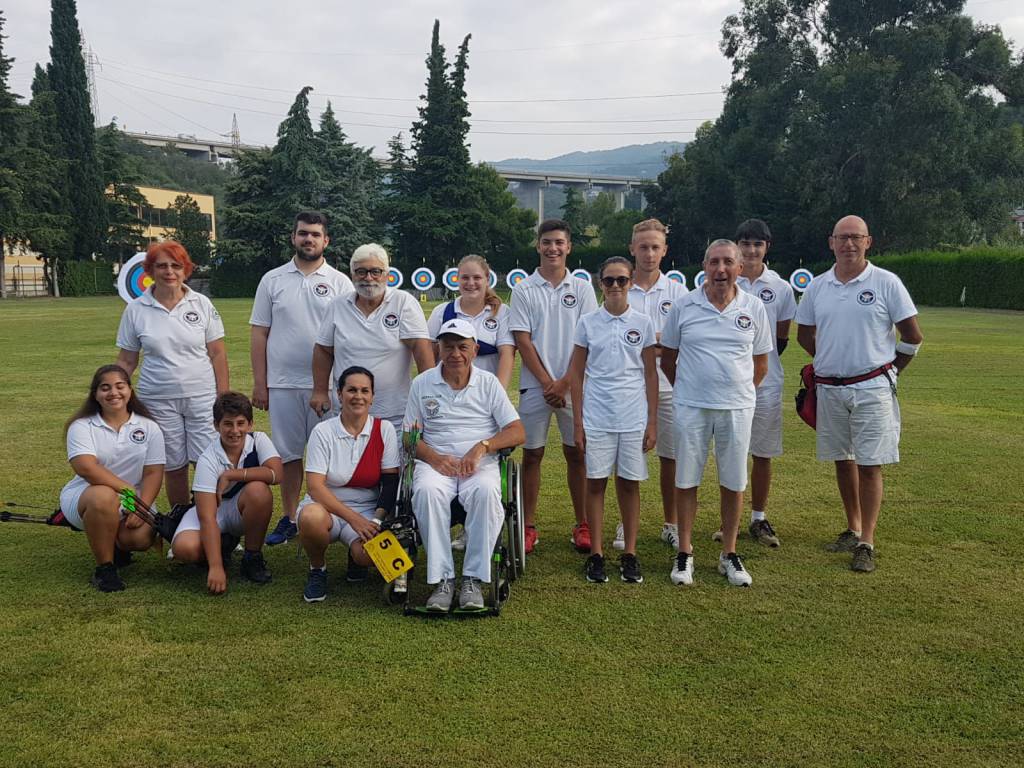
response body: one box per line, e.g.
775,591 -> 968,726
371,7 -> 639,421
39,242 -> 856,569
703,238 -> 740,263
350,243 -> 389,271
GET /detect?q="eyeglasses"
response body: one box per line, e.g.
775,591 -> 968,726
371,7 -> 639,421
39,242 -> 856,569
353,267 -> 386,278
600,276 -> 630,288
832,234 -> 869,243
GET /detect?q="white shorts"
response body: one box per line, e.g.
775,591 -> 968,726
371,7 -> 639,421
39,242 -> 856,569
816,385 -> 901,465
749,388 -> 783,458
673,405 -> 754,492
585,429 -> 648,481
269,387 -> 337,462
58,484 -> 148,531
295,496 -> 377,547
172,496 -> 244,543
655,391 -> 676,459
143,393 -> 217,470
518,387 -> 575,450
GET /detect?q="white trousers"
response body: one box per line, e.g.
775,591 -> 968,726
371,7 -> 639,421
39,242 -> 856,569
412,457 -> 503,584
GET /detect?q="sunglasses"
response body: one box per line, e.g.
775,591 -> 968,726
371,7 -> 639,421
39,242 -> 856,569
599,276 -> 630,288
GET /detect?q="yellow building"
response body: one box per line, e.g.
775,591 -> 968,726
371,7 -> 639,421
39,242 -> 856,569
134,186 -> 217,242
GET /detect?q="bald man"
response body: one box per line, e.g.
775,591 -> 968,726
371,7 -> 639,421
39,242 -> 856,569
796,216 -> 923,573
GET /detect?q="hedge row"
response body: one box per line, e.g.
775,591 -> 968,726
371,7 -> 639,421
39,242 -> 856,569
59,261 -> 117,297
208,261 -> 263,298
870,248 -> 1024,310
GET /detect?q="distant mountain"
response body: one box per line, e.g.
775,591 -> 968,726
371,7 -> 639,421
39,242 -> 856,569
489,141 -> 686,179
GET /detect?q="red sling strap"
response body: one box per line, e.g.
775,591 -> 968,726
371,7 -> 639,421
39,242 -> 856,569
347,417 -> 385,488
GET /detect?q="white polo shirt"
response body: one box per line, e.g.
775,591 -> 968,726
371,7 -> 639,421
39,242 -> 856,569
573,306 -> 656,431
661,286 -> 774,410
249,260 -> 353,389
628,272 -> 690,393
404,365 -> 520,457
316,288 -> 430,418
192,431 -> 280,495
795,262 -> 917,389
509,269 -> 598,390
306,416 -> 400,508
116,286 -> 226,399
426,299 -> 515,377
737,267 -> 797,392
62,413 -> 166,498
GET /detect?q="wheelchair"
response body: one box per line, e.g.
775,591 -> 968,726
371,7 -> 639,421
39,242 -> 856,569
380,432 -> 525,616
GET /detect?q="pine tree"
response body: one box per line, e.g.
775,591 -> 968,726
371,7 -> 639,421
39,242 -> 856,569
0,11 -> 22,297
96,120 -> 146,262
166,194 -> 212,264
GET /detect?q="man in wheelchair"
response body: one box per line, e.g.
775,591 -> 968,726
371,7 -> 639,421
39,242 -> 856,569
404,319 -> 525,612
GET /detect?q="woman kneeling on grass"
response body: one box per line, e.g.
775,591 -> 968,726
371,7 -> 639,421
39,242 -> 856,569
60,364 -> 166,592
568,257 -> 659,584
297,366 -> 401,603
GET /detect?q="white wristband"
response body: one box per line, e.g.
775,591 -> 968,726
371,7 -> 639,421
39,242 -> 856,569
896,341 -> 921,356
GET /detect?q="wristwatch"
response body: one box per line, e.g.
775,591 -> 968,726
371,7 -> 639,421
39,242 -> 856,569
480,439 -> 491,452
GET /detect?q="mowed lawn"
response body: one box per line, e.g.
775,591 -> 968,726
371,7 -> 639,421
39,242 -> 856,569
0,296 -> 1022,768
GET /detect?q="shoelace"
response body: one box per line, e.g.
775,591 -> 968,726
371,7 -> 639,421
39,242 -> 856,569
461,578 -> 478,594
726,553 -> 745,572
757,520 -> 776,536
675,552 -> 691,570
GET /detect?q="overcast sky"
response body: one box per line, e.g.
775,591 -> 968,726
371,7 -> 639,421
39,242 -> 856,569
3,1 -> 1022,163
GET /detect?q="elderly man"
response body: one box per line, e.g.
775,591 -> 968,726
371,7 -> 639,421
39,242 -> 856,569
250,211 -> 355,546
405,319 -> 525,612
796,215 -> 923,573
311,244 -> 434,432
660,239 -> 773,587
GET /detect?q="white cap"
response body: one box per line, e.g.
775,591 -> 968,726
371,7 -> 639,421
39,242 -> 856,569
436,318 -> 477,341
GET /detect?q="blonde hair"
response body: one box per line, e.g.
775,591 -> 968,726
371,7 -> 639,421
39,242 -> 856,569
631,218 -> 669,239
458,254 -> 501,314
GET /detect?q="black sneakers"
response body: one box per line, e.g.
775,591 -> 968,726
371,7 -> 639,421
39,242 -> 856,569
240,550 -> 272,584
584,553 -> 608,583
112,546 -> 134,568
91,562 -> 125,593
220,533 -> 241,566
346,548 -> 369,583
619,553 -> 643,583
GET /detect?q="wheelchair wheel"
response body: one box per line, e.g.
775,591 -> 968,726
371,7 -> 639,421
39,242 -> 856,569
490,546 -> 510,614
514,461 -> 526,575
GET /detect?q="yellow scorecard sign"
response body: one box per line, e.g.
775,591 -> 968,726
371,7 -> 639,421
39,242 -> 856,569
363,530 -> 413,583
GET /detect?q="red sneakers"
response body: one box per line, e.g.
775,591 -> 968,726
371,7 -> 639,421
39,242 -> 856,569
571,521 -> 592,553
524,525 -> 539,554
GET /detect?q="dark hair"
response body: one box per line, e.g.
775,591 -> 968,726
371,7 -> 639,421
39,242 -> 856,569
213,391 -> 254,423
598,256 -> 634,279
294,211 -> 329,235
337,366 -> 375,392
734,218 -> 772,242
65,365 -> 153,434
537,218 -> 571,239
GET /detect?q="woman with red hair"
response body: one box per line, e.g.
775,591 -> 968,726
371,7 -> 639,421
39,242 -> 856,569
116,241 -> 229,506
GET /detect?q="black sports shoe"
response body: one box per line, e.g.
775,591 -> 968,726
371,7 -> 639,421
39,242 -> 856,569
113,546 -> 134,568
619,553 -> 644,583
240,550 -> 272,584
220,533 -> 241,567
304,568 -> 328,602
584,553 -> 608,583
91,563 -> 125,593
346,548 -> 369,583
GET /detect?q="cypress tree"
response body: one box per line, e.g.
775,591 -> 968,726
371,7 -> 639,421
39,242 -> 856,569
0,11 -> 22,297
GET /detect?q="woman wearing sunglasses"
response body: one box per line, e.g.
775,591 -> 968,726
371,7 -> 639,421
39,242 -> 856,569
567,257 -> 658,585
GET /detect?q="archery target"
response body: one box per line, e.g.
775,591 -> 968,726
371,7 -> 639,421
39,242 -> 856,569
411,267 -> 436,291
488,270 -> 498,289
117,252 -> 152,304
694,270 -> 706,288
790,268 -> 813,293
571,268 -> 591,283
442,268 -> 460,291
506,268 -> 528,290
387,267 -> 404,289
665,269 -> 687,288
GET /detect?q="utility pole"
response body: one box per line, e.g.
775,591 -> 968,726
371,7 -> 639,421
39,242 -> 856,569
83,38 -> 101,125
231,113 -> 240,152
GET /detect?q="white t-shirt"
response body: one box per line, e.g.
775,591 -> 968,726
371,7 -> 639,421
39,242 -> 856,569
508,269 -> 598,390
426,299 -> 515,377
573,306 -> 656,431
661,286 -> 774,410
61,413 -> 166,500
316,288 -> 430,418
192,431 -> 280,495
404,365 -> 520,457
795,262 -> 917,389
305,416 -> 399,509
737,267 -> 797,392
116,286 -> 226,399
628,272 -> 690,393
249,259 -> 353,389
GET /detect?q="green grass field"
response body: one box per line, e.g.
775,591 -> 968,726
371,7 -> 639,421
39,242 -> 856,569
1,297 -> 1022,768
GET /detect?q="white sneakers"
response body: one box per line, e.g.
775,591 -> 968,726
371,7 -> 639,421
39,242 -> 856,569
670,551 -> 753,587
661,523 -> 679,549
670,552 -> 694,586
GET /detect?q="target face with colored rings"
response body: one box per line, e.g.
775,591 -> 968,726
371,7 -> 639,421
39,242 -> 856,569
571,268 -> 591,283
442,268 -> 460,291
789,268 -> 813,292
665,269 -> 687,288
411,267 -> 436,291
506,268 -> 528,290
387,267 -> 404,289
488,270 -> 498,289
694,270 -> 706,287
117,252 -> 152,304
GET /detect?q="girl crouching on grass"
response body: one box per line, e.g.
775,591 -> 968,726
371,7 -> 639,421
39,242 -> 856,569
568,257 -> 658,584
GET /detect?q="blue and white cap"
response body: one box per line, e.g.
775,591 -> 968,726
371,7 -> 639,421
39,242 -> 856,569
436,318 -> 477,341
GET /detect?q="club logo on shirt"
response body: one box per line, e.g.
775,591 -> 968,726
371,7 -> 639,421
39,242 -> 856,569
423,398 -> 441,418
660,300 -> 673,316
483,317 -> 498,332
858,289 -> 876,305
561,293 -> 578,309
735,314 -> 754,331
758,287 -> 776,304
129,428 -> 147,444
182,310 -> 202,326
382,313 -> 400,330
313,283 -> 331,297
623,328 -> 643,346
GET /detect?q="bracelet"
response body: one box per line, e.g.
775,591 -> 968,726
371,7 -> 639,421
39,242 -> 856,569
269,468 -> 276,485
243,469 -> 248,481
896,340 -> 921,356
